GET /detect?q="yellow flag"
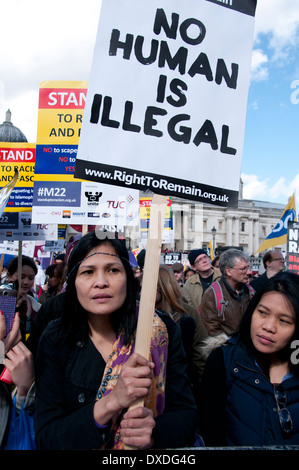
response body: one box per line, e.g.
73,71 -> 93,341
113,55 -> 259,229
208,241 -> 215,261
256,193 -> 297,253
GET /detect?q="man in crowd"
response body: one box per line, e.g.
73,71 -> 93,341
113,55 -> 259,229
182,249 -> 221,311
171,262 -> 185,287
250,249 -> 285,293
199,248 -> 253,337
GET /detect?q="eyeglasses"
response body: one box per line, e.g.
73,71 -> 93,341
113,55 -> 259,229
271,257 -> 285,262
230,265 -> 250,273
273,384 -> 293,434
194,256 -> 209,264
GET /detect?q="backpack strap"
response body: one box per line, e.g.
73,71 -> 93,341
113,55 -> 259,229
197,281 -> 228,318
247,283 -> 255,298
211,281 -> 227,317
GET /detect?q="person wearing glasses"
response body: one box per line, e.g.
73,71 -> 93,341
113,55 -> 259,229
250,250 -> 285,293
199,271 -> 299,446
183,249 -> 221,312
199,249 -> 253,337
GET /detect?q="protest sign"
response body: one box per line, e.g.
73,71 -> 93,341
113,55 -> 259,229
72,1 -> 257,433
0,143 -> 35,211
286,220 -> 299,275
33,179 -> 139,226
0,240 -> 35,258
0,211 -> 57,241
75,0 -> 257,208
139,196 -> 173,247
163,251 -> 189,266
32,81 -> 139,225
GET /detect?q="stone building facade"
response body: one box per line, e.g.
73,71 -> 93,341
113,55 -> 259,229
171,193 -> 285,256
126,181 -> 286,263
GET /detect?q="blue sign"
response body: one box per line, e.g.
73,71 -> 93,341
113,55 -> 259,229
32,181 -> 81,207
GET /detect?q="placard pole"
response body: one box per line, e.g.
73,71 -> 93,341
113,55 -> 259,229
124,193 -> 167,449
17,241 -> 22,294
0,253 -> 4,275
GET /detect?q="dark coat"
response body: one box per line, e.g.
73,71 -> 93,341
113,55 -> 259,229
34,310 -> 198,450
26,292 -> 65,358
199,336 -> 299,446
199,278 -> 252,336
250,271 -> 269,293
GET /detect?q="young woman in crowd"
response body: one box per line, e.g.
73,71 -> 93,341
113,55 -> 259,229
38,262 -> 65,305
6,255 -> 41,340
34,231 -> 198,450
199,271 -> 299,445
0,311 -> 35,449
155,265 -> 208,387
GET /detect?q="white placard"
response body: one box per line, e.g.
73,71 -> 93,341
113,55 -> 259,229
0,212 -> 57,241
32,181 -> 139,226
75,0 -> 256,208
0,240 -> 35,257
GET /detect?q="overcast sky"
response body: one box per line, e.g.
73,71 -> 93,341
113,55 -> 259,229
1,0 -> 299,207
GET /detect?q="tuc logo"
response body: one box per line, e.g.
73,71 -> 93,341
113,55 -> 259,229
107,200 -> 126,209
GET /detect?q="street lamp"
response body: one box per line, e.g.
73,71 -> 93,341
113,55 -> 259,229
211,226 -> 217,252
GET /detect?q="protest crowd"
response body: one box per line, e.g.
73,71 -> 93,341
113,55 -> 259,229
1,0 -> 298,452
1,233 -> 299,450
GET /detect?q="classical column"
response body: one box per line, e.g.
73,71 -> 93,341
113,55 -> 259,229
226,215 -> 233,245
248,216 -> 253,254
233,215 -> 240,246
253,217 -> 260,254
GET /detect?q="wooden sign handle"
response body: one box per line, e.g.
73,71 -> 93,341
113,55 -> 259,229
17,241 -> 22,295
0,253 -> 4,275
124,193 -> 167,449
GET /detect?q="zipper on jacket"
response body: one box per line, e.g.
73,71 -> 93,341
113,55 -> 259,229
235,360 -> 270,382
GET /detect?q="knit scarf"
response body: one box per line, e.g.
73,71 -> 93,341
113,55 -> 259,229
96,312 -> 168,449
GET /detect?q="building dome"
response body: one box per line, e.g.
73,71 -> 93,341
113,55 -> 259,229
0,109 -> 27,142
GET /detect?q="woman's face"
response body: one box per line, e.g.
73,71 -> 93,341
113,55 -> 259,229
75,243 -> 127,318
10,265 -> 36,295
250,291 -> 296,357
48,266 -> 63,289
185,270 -> 195,281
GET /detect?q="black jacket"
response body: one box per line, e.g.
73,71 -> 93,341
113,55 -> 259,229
200,336 -> 299,446
35,308 -> 198,450
26,292 -> 65,358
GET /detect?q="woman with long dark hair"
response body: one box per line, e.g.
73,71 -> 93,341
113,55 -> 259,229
6,255 -> 41,340
155,265 -> 208,384
34,231 -> 197,450
199,271 -> 299,446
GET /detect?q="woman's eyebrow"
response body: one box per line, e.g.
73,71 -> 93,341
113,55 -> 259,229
77,263 -> 95,269
257,303 -> 270,311
278,312 -> 295,320
258,302 -> 295,319
78,260 -> 122,270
